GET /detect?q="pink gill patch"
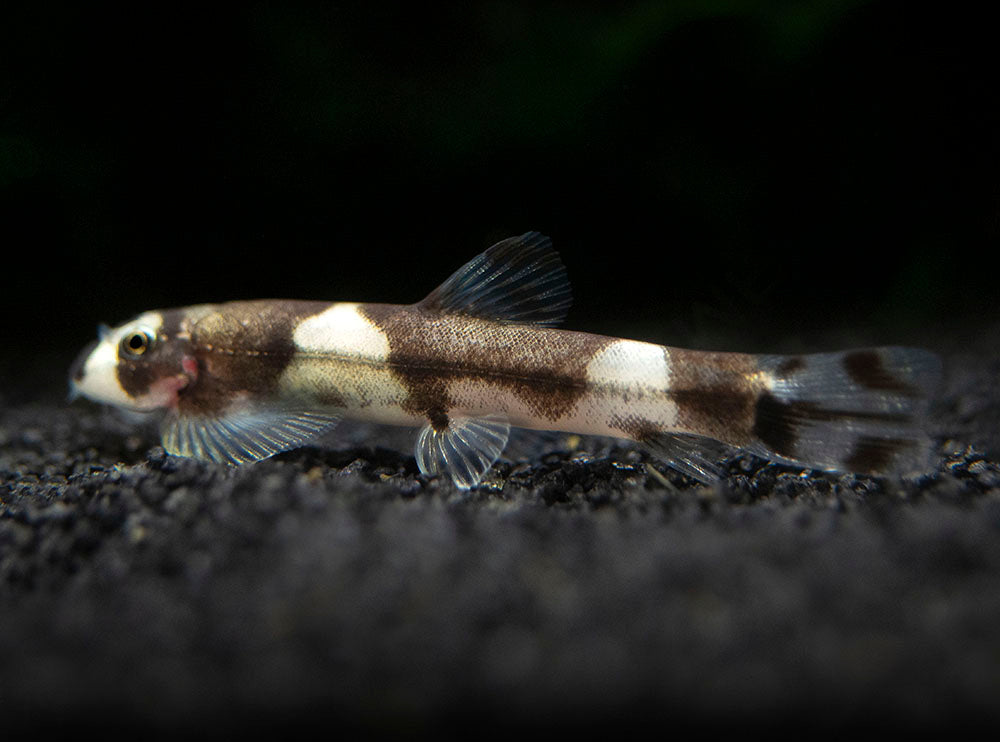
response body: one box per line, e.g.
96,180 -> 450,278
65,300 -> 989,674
147,374 -> 192,409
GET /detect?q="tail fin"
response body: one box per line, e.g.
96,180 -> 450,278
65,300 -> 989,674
751,347 -> 942,476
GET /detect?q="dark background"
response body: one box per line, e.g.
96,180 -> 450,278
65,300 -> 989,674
3,3 -> 1000,733
1,0 -> 997,395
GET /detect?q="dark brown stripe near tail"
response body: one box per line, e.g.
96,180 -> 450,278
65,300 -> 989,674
843,436 -> 915,474
842,350 -> 922,396
751,348 -> 941,475
752,391 -> 910,464
665,348 -> 760,445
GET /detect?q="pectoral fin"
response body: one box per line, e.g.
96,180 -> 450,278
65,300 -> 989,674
161,403 -> 340,465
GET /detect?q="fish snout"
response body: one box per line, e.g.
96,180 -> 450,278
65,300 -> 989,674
68,339 -> 99,401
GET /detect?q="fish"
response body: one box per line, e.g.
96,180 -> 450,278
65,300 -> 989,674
69,232 -> 942,488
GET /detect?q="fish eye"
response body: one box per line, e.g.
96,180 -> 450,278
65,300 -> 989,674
120,329 -> 154,357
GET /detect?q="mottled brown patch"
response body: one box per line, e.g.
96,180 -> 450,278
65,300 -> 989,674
672,387 -> 757,442
312,387 -> 348,408
843,350 -> 919,396
843,435 -> 913,474
359,303 -> 614,424
752,391 -> 799,458
428,408 -> 450,431
607,413 -> 661,441
666,348 -> 761,445
177,300 -> 331,415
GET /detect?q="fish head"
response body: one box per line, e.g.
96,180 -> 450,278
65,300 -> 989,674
70,311 -> 196,411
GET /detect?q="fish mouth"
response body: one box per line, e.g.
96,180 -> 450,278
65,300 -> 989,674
67,338 -> 99,402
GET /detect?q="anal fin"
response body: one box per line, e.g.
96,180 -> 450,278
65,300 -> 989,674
415,413 -> 510,488
643,432 -> 733,484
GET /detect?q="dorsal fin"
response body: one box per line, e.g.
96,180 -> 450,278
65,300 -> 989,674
417,232 -> 572,327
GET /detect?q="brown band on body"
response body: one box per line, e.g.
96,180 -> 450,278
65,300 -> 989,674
176,300 -> 331,415
665,348 -> 760,445
359,303 -> 614,425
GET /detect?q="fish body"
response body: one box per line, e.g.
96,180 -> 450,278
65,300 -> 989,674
71,233 -> 941,487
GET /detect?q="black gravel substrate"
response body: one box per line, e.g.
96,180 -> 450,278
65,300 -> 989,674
2,339 -> 999,734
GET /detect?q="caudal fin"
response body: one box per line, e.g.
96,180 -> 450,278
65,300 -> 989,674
750,347 -> 942,476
